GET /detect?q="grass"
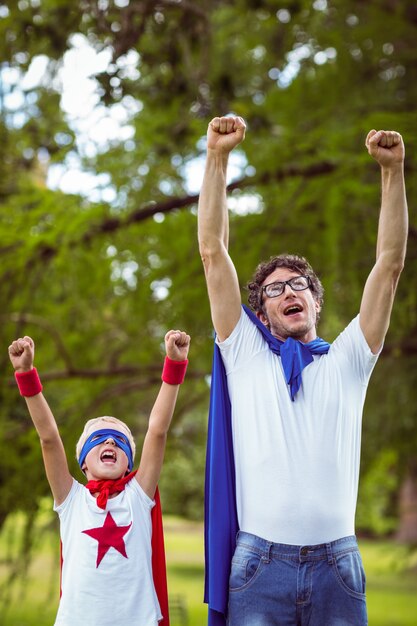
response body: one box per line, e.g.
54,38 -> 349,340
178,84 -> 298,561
1,510 -> 416,625
164,517 -> 207,625
361,540 -> 417,626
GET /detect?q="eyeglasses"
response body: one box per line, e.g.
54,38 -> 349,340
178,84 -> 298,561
261,275 -> 311,299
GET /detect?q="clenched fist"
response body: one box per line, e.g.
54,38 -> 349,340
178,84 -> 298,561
164,330 -> 190,362
366,130 -> 404,168
8,336 -> 35,372
207,116 -> 246,154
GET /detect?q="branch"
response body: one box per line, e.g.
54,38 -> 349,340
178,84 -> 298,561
2,313 -> 205,387
233,160 -> 337,190
14,160 -> 337,267
105,0 -> 209,61
79,160 -> 338,243
82,377 -> 207,422
156,0 -> 208,20
1,313 -> 74,371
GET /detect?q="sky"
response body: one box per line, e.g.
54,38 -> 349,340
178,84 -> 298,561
5,34 -> 245,204
4,26 -> 328,215
2,1 -> 337,211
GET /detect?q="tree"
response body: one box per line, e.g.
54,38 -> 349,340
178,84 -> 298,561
0,2 -> 416,604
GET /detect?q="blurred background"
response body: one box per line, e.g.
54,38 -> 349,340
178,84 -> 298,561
0,0 -> 416,624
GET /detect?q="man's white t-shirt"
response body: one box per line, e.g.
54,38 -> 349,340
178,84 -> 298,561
217,311 -> 379,545
53,478 -> 162,626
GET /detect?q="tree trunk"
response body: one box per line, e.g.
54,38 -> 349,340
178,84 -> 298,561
396,462 -> 417,544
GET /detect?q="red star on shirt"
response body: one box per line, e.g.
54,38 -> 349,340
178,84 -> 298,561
82,512 -> 132,567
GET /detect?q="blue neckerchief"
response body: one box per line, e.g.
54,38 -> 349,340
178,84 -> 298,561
204,306 -> 330,626
78,428 -> 134,472
242,305 -> 330,400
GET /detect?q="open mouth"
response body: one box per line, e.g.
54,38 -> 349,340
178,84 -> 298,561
284,304 -> 303,316
100,449 -> 117,463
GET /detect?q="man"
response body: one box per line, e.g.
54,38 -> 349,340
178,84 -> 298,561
198,116 -> 408,626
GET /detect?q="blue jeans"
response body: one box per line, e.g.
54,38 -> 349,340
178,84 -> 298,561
227,532 -> 367,626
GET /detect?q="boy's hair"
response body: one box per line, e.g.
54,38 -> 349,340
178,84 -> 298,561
246,254 -> 324,317
76,416 -> 136,463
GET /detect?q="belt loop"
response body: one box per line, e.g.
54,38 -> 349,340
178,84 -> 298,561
326,542 -> 333,565
263,541 -> 272,563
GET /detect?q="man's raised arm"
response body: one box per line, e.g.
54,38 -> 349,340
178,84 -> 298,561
360,129 -> 408,354
198,116 -> 246,341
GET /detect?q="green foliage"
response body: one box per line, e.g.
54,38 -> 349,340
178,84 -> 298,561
160,408 -> 208,520
356,449 -> 399,537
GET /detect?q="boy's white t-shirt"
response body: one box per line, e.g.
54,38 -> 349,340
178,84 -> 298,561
54,478 -> 162,626
217,311 -> 379,545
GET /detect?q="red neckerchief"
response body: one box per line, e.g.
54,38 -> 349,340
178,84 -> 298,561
86,470 -> 137,509
82,471 -> 170,625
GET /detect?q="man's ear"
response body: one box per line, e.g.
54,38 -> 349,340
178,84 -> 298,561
256,310 -> 269,327
314,298 -> 322,325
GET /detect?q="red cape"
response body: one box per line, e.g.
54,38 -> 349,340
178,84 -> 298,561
152,487 -> 170,625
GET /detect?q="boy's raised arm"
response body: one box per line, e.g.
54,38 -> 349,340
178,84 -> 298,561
9,336 -> 73,505
135,330 -> 190,499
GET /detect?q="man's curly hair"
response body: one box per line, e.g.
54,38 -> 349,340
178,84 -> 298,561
246,254 -> 324,316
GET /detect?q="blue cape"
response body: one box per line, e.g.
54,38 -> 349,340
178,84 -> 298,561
204,305 -> 330,625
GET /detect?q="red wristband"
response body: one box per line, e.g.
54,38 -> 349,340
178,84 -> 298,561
15,368 -> 43,397
161,356 -> 188,385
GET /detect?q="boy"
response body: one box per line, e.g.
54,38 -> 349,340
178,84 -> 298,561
9,329 -> 190,626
